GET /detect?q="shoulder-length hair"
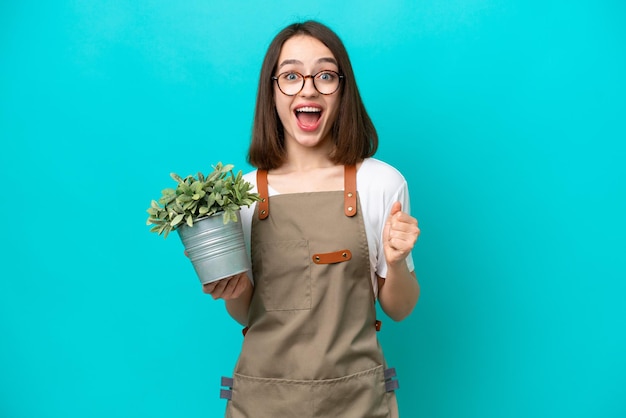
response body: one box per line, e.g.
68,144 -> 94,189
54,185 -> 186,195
247,21 -> 378,170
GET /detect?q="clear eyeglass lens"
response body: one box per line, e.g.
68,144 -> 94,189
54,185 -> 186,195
278,73 -> 303,95
314,71 -> 339,94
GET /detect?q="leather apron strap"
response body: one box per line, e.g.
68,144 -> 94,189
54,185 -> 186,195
257,165 -> 357,219
256,169 -> 269,220
344,164 -> 358,217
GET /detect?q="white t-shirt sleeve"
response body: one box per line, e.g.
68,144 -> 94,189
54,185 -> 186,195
357,159 -> 415,296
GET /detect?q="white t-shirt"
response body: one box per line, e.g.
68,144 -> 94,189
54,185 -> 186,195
240,158 -> 415,298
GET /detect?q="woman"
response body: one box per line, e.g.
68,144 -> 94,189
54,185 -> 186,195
204,20 -> 420,417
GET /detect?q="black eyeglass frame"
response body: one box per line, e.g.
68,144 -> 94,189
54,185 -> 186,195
271,70 -> 344,96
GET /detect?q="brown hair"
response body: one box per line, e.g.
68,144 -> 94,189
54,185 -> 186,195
247,21 -> 378,170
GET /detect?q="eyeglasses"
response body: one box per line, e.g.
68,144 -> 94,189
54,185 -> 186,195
272,70 -> 344,96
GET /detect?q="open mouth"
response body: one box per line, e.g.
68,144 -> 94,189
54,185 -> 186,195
295,106 -> 322,131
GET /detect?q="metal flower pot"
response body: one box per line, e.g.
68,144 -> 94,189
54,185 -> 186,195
177,210 -> 249,284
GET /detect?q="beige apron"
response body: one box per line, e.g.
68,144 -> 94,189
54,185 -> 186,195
222,165 -> 399,418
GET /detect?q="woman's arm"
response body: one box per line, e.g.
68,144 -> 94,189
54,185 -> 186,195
377,201 -> 421,321
203,273 -> 254,326
378,268 -> 420,322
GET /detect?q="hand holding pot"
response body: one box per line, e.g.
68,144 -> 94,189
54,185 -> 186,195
202,273 -> 252,300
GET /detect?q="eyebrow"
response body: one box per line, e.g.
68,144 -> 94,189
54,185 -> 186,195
278,57 -> 338,69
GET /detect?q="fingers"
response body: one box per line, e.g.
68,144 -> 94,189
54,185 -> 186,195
390,201 -> 402,217
384,202 -> 402,232
203,276 -> 234,299
389,214 -> 419,240
202,273 -> 248,300
387,222 -> 419,250
386,204 -> 419,243
384,202 -> 420,265
202,280 -> 219,295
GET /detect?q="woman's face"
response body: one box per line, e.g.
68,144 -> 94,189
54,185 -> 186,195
273,35 -> 341,153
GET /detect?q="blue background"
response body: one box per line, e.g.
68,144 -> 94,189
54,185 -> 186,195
1,1 -> 625,417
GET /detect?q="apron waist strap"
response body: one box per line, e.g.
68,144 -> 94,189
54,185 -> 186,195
384,368 -> 399,392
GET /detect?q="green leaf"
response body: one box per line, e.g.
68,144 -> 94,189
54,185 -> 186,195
172,201 -> 185,213
171,213 -> 184,226
170,173 -> 184,183
186,214 -> 193,227
183,200 -> 196,211
159,195 -> 175,206
178,182 -> 191,194
177,194 -> 192,203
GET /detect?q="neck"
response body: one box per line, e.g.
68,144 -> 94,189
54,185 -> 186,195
279,140 -> 336,173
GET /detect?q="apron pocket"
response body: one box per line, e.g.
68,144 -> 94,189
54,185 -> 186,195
313,366 -> 392,418
253,239 -> 311,311
228,373 -> 315,418
227,367 -> 393,418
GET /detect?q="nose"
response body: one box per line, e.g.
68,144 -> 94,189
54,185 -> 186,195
299,75 -> 318,96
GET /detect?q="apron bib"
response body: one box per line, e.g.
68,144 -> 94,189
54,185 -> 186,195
224,166 -> 399,418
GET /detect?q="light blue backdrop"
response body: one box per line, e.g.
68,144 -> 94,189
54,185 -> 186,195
1,1 -> 624,417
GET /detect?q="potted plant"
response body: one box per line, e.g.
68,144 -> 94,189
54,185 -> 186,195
146,162 -> 260,284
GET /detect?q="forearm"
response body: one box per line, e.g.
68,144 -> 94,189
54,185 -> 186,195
204,272 -> 254,326
225,281 -> 253,326
378,262 -> 420,321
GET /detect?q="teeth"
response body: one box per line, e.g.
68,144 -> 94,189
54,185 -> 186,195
296,107 -> 321,113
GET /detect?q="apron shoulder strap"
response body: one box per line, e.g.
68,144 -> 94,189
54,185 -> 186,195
344,165 -> 357,217
257,169 -> 270,220
258,165 -> 356,219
